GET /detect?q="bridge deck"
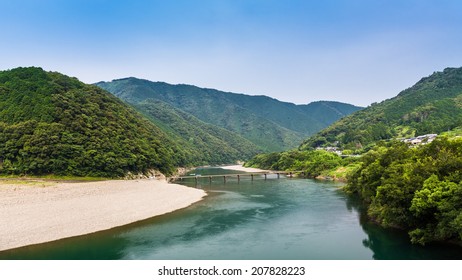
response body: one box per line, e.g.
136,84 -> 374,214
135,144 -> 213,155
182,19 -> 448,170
170,171 -> 305,182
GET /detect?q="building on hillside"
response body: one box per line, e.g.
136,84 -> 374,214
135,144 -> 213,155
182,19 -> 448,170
316,146 -> 343,155
402,134 -> 437,145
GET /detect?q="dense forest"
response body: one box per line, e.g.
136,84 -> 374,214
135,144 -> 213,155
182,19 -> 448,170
134,99 -> 261,165
346,138 -> 462,245
301,67 -> 462,151
0,67 -> 186,177
97,78 -> 362,151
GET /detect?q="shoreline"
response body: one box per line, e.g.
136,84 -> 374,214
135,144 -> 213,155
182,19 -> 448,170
219,164 -> 269,173
0,179 -> 206,252
222,165 -> 348,182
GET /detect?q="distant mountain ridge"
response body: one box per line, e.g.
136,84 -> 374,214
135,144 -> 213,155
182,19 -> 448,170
96,78 -> 362,151
301,67 -> 462,150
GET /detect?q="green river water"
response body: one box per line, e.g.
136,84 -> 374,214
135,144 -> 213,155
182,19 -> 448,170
1,167 -> 461,260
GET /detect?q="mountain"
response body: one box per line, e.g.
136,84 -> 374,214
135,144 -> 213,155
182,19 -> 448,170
301,67 -> 462,150
0,67 -> 187,177
297,101 -> 365,127
96,78 -> 362,151
134,99 -> 261,165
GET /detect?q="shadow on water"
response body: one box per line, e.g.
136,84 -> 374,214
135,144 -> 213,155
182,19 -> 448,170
0,224 -> 128,259
0,204 -> 197,260
343,193 -> 462,260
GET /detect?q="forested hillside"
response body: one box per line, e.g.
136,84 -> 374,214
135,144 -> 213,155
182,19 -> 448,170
0,67 -> 185,177
96,78 -> 361,151
298,101 -> 363,127
134,99 -> 261,165
301,67 -> 462,150
346,138 -> 462,245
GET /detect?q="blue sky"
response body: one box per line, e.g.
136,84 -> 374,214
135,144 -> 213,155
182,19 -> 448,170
1,0 -> 462,106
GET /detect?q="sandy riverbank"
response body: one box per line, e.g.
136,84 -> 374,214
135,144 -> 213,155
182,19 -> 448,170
0,179 -> 206,252
220,164 -> 269,173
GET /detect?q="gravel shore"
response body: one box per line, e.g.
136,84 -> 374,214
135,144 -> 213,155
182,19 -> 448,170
0,179 -> 206,251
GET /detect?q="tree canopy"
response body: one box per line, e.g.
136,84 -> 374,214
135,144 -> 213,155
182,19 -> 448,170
346,138 -> 462,245
0,67 -> 184,177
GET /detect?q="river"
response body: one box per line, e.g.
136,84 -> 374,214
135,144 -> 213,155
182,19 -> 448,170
1,167 -> 461,259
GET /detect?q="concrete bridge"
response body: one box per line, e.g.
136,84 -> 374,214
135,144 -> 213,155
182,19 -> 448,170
170,171 -> 305,184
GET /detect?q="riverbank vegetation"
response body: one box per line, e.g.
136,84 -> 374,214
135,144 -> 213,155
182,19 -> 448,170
346,137 -> 462,245
244,149 -> 358,180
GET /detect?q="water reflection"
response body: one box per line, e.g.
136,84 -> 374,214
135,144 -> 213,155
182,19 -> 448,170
344,194 -> 462,260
